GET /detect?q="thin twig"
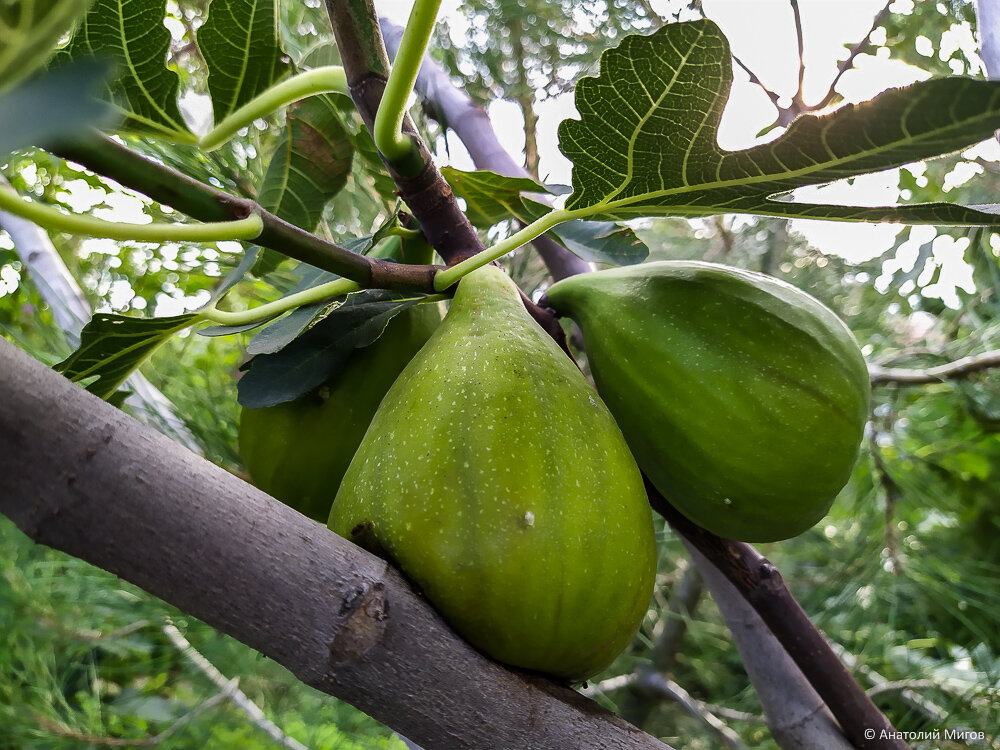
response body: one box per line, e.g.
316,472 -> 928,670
789,0 -> 806,109
584,673 -> 749,748
647,479 -> 906,750
869,349 -> 1000,384
162,622 -> 309,750
832,644 -> 950,724
812,1 -> 893,112
869,436 -> 903,575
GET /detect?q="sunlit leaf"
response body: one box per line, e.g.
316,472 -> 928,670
57,0 -> 193,141
442,167 -> 648,265
197,0 -> 290,123
560,20 -> 1000,225
0,0 -> 94,91
251,94 -> 354,276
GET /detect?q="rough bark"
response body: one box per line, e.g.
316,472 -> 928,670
0,338 -> 673,750
325,0 -> 484,266
50,136 -> 435,291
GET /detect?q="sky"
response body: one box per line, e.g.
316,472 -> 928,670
374,0 -> 991,307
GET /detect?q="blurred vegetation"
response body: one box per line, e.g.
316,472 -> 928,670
2,0 -> 999,747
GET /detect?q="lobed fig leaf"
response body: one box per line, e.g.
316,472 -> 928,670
330,265 -> 656,680
545,261 -> 871,542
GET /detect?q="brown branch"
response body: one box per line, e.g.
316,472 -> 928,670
48,134 -> 439,292
869,349 -> 1000,384
379,16 -> 591,281
324,0 -> 484,267
645,479 -> 907,750
0,338 -> 673,750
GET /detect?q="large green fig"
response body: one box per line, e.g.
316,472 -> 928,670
544,261 -> 870,543
238,302 -> 442,522
330,265 -> 656,681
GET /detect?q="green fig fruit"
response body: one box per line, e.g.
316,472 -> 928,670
330,265 -> 656,681
545,261 -> 870,543
238,301 -> 442,522
239,236 -> 441,522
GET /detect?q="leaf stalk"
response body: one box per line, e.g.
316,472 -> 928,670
0,185 -> 263,242
199,66 -> 349,151
200,277 -> 362,327
373,0 -> 443,171
433,208 -> 574,291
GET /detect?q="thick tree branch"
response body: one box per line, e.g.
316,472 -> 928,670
324,0 -> 484,267
0,338 -> 673,750
47,134 -> 437,293
683,543 -> 853,750
869,349 -> 1000,384
647,482 -> 906,750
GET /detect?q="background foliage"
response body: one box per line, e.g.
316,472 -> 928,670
1,0 -> 999,747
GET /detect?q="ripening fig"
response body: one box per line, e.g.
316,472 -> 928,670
545,261 -> 870,543
330,264 -> 656,681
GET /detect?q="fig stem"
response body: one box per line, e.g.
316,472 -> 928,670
200,66 -> 349,152
0,184 -> 263,242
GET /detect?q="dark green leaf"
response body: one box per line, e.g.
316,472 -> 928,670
257,95 -> 354,229
237,290 -> 426,408
208,245 -> 261,304
0,0 -> 93,91
244,301 -> 326,355
197,0 -> 291,123
441,167 -> 548,227
198,317 -> 278,337
559,20 -> 1000,225
57,0 -> 193,141
55,313 -> 196,399
0,60 -> 115,154
548,215 -> 648,265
